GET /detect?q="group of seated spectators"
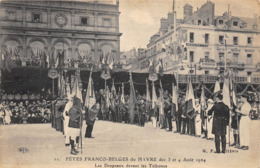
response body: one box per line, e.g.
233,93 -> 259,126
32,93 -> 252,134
0,100 -> 52,125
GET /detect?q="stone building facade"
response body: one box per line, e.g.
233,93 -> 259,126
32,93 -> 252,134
0,0 -> 121,67
136,1 -> 260,84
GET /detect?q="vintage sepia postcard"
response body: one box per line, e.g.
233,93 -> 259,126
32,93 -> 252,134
0,0 -> 259,168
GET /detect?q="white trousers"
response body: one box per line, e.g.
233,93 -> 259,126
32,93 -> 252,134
240,116 -> 250,147
151,117 -> 157,128
195,115 -> 201,136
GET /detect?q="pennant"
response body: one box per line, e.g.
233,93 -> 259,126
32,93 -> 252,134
71,71 -> 83,112
214,80 -> 221,94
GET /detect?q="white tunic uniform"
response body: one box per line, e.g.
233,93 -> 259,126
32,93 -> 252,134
239,102 -> 251,147
63,101 -> 73,144
195,105 -> 201,136
206,104 -> 214,139
5,109 -> 12,124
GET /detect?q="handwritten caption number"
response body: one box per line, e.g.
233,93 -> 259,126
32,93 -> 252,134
54,158 -> 61,161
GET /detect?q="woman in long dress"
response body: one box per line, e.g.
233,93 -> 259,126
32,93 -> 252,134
4,106 -> 12,124
206,99 -> 214,140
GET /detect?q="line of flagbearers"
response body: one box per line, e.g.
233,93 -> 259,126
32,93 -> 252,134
51,69 -> 251,155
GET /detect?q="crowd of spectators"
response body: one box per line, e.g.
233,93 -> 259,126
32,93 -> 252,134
0,100 -> 51,125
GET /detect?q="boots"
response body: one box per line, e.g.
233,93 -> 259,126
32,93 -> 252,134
230,134 -> 237,146
70,140 -> 79,155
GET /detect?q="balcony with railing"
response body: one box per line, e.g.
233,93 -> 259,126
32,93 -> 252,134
177,74 -> 260,84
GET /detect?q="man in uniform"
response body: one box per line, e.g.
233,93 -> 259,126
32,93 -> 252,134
63,95 -> 73,146
164,97 -> 172,131
208,93 -> 229,153
68,97 -> 82,155
85,103 -> 100,138
138,98 -> 146,127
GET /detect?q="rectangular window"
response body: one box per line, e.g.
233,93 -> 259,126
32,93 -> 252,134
190,32 -> 194,43
190,51 -> 194,62
7,11 -> 16,20
205,34 -> 209,44
247,37 -> 252,44
219,36 -> 224,44
233,53 -> 239,63
219,20 -> 223,25
198,20 -> 201,25
205,52 -> 210,59
233,36 -> 238,45
81,17 -> 88,26
247,54 -> 252,65
233,21 -> 238,26
219,52 -> 224,61
103,18 -> 111,27
32,13 -> 41,22
205,71 -> 209,75
247,72 -> 252,76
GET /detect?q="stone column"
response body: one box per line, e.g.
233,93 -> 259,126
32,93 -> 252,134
71,10 -> 75,29
22,7 -> 26,27
94,39 -> 98,61
47,8 -> 51,28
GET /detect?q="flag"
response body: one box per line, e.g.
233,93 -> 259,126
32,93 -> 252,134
111,78 -> 116,96
158,59 -> 164,76
57,50 -> 65,69
214,80 -> 221,94
171,82 -> 178,117
85,71 -> 96,110
109,57 -> 114,70
0,54 -> 4,70
146,79 -> 151,111
120,83 -> 125,104
71,71 -> 83,108
60,74 -> 66,97
159,85 -> 164,116
200,84 -> 207,131
46,54 -> 50,68
146,79 -> 151,102
55,54 -> 59,68
223,75 -> 231,109
152,82 -> 157,109
185,79 -> 196,119
129,72 -> 137,123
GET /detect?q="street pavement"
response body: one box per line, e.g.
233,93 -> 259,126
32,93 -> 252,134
0,120 -> 259,168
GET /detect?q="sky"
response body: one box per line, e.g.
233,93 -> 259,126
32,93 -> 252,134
118,0 -> 260,51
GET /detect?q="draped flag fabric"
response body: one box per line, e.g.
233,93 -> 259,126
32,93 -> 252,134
214,80 -> 221,94
111,79 -> 116,96
200,84 -> 207,131
60,75 -> 66,97
66,83 -> 71,97
109,58 -> 114,70
146,79 -> 151,111
171,83 -> 178,117
129,73 -> 137,123
120,83 -> 125,104
71,72 -> 83,108
105,86 -> 111,109
185,79 -> 195,119
85,71 -> 96,110
146,79 -> 151,102
152,82 -> 157,109
223,75 -> 231,109
46,54 -> 50,68
159,80 -> 164,115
